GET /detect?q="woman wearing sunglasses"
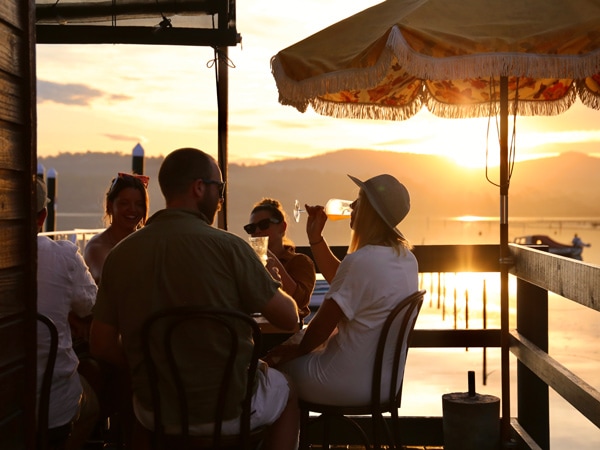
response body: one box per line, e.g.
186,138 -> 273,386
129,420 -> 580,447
245,198 -> 316,321
84,172 -> 150,284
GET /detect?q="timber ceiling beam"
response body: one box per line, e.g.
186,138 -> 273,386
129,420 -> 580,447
36,25 -> 241,46
35,1 -> 221,22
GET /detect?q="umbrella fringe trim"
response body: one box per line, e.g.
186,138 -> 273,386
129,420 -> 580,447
425,89 -> 577,119
388,26 -> 600,79
270,53 -> 397,106
578,84 -> 600,110
310,97 -> 423,121
309,87 -> 578,120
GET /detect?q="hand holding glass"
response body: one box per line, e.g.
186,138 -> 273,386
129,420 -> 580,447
249,236 -> 269,266
293,199 -> 353,223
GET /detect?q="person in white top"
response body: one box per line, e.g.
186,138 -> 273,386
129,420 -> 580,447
266,174 -> 419,405
36,177 -> 99,449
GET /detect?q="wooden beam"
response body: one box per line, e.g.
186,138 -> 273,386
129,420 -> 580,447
413,244 -> 500,273
35,1 -> 221,21
36,25 -> 240,47
301,416 -> 444,447
411,329 -> 501,348
510,330 -> 600,428
510,419 -> 544,450
298,244 -> 501,274
510,244 -> 600,311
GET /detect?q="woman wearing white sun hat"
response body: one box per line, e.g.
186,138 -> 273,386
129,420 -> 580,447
266,173 -> 418,405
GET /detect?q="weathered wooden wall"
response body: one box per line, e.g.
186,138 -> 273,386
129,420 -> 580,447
0,1 -> 37,449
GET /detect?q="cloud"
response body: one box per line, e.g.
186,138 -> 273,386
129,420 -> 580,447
103,133 -> 144,142
107,93 -> 131,103
37,79 -> 131,106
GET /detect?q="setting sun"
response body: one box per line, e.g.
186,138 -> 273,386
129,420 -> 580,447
423,116 -> 512,169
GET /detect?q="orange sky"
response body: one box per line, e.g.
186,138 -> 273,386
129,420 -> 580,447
35,0 -> 600,168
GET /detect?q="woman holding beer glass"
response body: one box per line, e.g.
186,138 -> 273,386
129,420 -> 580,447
266,174 -> 418,405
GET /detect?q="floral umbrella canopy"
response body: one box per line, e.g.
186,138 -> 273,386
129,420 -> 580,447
271,0 -> 600,440
272,0 -> 600,120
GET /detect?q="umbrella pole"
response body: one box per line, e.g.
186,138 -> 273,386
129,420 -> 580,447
499,75 -> 511,445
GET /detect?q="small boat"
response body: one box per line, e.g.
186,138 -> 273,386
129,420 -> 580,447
513,234 -> 583,260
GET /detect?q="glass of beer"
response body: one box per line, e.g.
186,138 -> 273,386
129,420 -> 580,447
293,199 -> 353,222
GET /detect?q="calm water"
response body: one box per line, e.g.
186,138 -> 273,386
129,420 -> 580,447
401,217 -> 600,449
55,213 -> 600,448
408,273 -> 600,449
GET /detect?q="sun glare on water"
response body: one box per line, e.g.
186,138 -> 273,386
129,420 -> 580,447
454,215 -> 497,222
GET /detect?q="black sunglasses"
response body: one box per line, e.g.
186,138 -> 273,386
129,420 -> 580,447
244,217 -> 282,235
202,179 -> 226,198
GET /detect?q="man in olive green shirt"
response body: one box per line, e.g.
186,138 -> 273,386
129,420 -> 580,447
90,148 -> 299,450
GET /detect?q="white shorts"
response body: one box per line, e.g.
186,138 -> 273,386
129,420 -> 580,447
134,365 -> 290,435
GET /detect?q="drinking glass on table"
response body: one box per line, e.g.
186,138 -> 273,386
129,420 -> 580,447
293,198 -> 353,222
249,236 -> 269,266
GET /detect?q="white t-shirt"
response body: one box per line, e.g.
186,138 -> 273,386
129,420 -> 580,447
282,245 -> 418,405
37,235 -> 97,428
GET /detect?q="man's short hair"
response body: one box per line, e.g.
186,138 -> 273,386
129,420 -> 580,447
36,178 -> 49,212
158,148 -> 214,200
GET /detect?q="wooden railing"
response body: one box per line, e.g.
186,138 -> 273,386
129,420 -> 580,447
39,228 -> 103,254
509,243 -> 600,450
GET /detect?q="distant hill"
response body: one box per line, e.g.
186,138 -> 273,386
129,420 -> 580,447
39,149 -> 600,243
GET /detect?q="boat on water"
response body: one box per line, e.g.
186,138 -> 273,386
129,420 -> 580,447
513,234 -> 583,260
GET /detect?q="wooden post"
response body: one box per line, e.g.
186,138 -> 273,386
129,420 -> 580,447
516,278 -> 550,449
45,168 -> 57,232
132,142 -> 145,174
37,162 -> 45,179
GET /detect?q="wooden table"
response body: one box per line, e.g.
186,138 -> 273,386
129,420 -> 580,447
253,315 -> 301,334
253,315 -> 302,357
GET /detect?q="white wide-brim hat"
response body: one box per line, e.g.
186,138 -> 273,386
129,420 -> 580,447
348,174 -> 410,238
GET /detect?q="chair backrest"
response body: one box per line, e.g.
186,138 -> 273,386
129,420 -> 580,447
141,306 -> 262,449
36,313 -> 59,450
371,290 -> 425,411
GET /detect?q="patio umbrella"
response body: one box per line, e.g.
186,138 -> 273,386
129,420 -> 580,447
270,0 -> 600,441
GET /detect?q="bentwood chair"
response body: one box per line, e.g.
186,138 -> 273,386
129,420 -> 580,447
299,290 -> 425,450
140,307 -> 267,450
37,313 -> 71,450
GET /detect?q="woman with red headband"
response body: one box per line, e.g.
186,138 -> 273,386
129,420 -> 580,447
84,172 -> 149,284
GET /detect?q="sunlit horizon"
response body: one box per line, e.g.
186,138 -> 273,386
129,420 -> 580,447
35,0 -> 600,168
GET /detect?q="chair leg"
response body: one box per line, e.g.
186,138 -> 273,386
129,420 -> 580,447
373,409 -> 401,450
373,414 -> 383,450
299,408 -> 311,450
322,415 -> 330,450
391,410 -> 402,450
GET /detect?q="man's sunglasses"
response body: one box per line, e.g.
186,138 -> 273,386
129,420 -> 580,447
202,179 -> 226,198
244,217 -> 282,234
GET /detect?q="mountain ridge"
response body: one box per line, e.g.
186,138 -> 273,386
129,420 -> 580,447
38,150 -> 600,236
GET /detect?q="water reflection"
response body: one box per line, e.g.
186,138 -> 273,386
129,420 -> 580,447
410,272 -> 600,450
